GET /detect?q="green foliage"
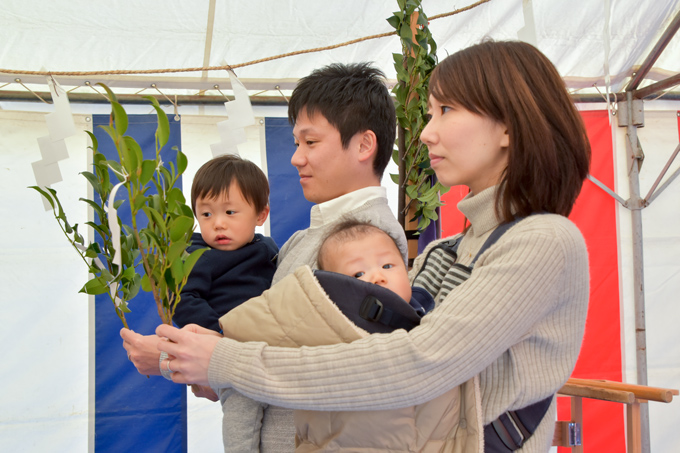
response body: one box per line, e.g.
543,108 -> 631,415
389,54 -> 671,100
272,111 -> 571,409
30,87 -> 206,327
388,0 -> 448,232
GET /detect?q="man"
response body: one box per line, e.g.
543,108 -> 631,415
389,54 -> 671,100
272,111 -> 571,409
122,62 -> 406,452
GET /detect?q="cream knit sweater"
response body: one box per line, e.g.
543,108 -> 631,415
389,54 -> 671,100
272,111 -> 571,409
209,186 -> 590,452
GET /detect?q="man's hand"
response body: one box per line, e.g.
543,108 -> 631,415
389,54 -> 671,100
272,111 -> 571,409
190,384 -> 219,402
156,324 -> 221,386
120,328 -> 164,376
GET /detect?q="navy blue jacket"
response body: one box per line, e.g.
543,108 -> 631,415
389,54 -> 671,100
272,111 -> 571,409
173,232 -> 278,332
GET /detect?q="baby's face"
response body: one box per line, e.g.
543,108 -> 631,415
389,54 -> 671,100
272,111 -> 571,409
323,231 -> 412,302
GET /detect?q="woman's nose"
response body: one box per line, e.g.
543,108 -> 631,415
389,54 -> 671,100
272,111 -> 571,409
420,120 -> 436,146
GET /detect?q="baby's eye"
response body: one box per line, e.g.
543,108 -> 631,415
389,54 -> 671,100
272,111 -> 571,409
353,271 -> 365,278
306,140 -> 316,146
382,264 -> 394,270
294,141 -> 299,147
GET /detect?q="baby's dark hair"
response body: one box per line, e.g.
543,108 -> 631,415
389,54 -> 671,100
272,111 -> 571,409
191,155 -> 269,215
317,218 -> 401,270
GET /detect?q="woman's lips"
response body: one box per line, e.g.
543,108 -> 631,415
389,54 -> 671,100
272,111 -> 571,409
428,154 -> 444,167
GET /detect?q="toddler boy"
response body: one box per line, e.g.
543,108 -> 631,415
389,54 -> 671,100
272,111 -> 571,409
172,154 -> 278,332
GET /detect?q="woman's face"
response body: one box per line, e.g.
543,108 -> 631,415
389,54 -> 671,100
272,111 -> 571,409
421,95 -> 510,195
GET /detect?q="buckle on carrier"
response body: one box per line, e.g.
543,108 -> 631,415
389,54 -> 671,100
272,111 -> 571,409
359,296 -> 383,322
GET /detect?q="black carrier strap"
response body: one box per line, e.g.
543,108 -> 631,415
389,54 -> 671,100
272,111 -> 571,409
416,216 -> 554,452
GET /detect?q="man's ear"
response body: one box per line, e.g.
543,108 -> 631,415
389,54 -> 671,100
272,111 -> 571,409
356,130 -> 378,164
256,205 -> 270,226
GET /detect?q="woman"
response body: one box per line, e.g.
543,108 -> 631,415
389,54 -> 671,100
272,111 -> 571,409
151,40 -> 591,452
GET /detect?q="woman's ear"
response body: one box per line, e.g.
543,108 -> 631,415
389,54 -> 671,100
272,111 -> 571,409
256,206 -> 270,226
500,126 -> 510,148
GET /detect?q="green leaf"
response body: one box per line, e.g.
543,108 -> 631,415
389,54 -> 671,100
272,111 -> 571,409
81,277 -> 109,295
97,83 -> 118,104
386,15 -> 401,29
183,248 -> 208,276
140,160 -> 156,186
80,171 -> 104,195
111,102 -> 128,136
170,255 -> 184,283
29,186 -> 56,210
176,150 -> 188,175
166,241 -> 186,264
169,215 -> 194,242
143,96 -> 170,149
122,136 -> 142,177
390,173 -> 400,184
85,130 -> 99,151
142,207 -> 167,238
80,198 -> 106,219
141,274 -> 152,292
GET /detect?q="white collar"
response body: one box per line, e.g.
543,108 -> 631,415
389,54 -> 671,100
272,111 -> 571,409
309,186 -> 386,228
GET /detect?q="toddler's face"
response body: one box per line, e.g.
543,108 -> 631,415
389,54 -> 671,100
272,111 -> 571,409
323,231 -> 412,302
195,182 -> 268,251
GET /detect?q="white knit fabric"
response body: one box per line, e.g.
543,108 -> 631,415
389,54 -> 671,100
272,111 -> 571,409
210,186 -> 589,452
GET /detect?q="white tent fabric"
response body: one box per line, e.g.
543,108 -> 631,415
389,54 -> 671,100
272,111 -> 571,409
1,1 -> 679,452
1,0 -> 679,95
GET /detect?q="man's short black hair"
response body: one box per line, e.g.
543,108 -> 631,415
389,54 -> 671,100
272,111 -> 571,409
288,62 -> 396,179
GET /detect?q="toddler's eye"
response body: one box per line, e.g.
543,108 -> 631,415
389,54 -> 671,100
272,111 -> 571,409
201,212 -> 211,218
226,210 -> 236,215
424,113 -> 432,123
353,271 -> 365,278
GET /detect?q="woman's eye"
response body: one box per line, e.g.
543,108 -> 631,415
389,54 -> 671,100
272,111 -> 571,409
353,271 -> 365,278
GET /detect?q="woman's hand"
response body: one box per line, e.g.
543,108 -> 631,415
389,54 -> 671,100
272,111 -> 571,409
120,328 -> 164,376
156,324 -> 221,386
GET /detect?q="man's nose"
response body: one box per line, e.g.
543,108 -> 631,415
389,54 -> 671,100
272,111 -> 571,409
291,147 -> 305,168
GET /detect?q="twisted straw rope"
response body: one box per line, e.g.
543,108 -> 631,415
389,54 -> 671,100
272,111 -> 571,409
0,0 -> 491,78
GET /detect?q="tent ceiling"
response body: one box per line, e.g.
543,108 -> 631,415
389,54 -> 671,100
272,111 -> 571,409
1,0 -> 679,102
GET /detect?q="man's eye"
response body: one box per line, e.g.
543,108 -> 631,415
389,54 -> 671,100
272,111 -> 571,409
353,271 -> 365,278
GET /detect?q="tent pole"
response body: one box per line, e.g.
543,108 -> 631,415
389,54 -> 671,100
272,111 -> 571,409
622,91 -> 651,453
626,9 -> 680,91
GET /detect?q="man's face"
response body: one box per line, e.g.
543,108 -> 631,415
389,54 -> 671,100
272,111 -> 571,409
291,109 -> 363,204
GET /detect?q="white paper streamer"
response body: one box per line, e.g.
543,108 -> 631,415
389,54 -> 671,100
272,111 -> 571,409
107,181 -> 125,305
211,70 -> 255,157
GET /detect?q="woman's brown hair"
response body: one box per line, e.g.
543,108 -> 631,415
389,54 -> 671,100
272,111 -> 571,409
429,40 -> 591,220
